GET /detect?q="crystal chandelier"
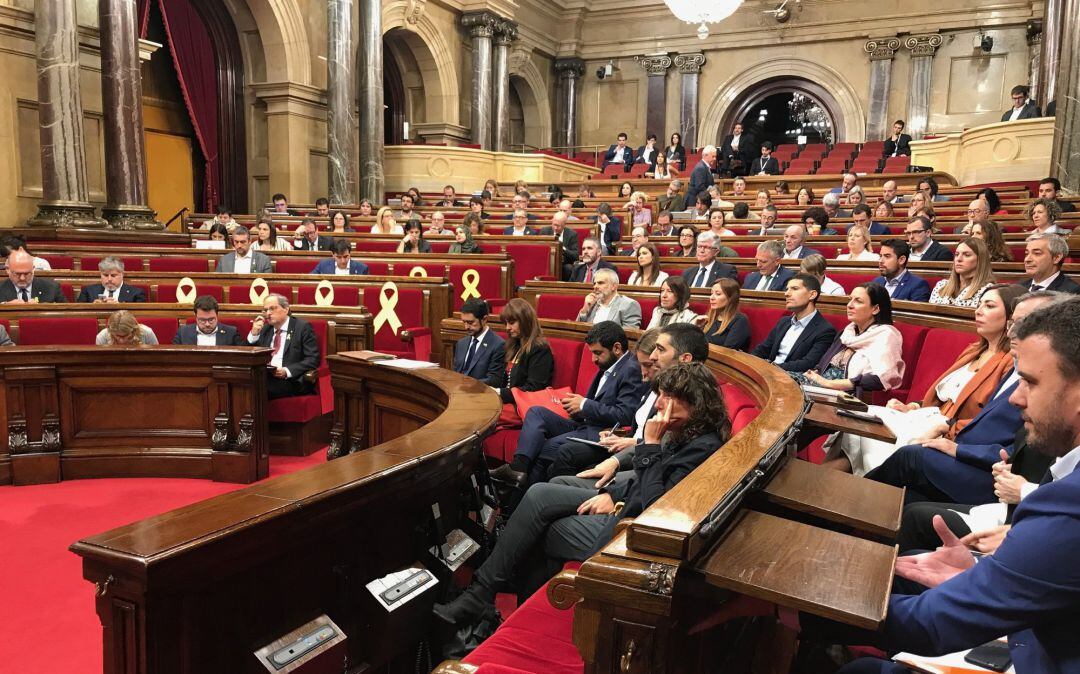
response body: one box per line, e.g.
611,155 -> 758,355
663,0 -> 744,39
787,92 -> 833,144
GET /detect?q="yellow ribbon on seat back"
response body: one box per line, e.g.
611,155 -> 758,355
249,278 -> 270,305
373,281 -> 403,335
314,280 -> 335,307
175,277 -> 197,304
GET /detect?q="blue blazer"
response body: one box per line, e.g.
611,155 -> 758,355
743,266 -> 796,292
452,329 -> 506,387
872,272 -> 931,302
578,351 -> 650,429
310,259 -> 369,275
684,160 -> 715,210
882,466 -> 1080,674
751,311 -> 837,373
791,246 -> 822,259
603,144 -> 635,171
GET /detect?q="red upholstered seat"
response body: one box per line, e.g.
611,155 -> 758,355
40,255 -> 74,270
902,328 -> 974,404
549,338 -> 584,390
638,297 -> 658,319
149,257 -> 211,273
822,312 -> 847,334
505,244 -> 553,286
536,295 -> 582,321
296,284 -> 361,307
226,283 -> 293,305
18,317 -> 99,345
267,394 -> 323,422
403,262 -> 446,279
871,322 -> 929,405
829,272 -> 879,294
450,264 -> 504,310
363,261 -> 391,276
731,407 -> 760,434
361,285 -> 426,359
429,241 -> 451,253
157,283 -> 223,302
352,241 -> 399,253
80,256 -> 145,272
602,164 -> 623,177
274,258 -> 322,274
742,306 -> 787,347
216,316 -> 254,336
139,317 -> 180,344
730,245 -> 757,258
615,266 -> 633,283
573,347 -> 599,394
60,283 -> 74,301
720,382 -> 757,416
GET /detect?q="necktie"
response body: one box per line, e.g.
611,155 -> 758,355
20,288 -> 29,302
271,328 -> 283,354
694,267 -> 707,288
461,337 -> 478,374
1031,284 -> 1044,292
759,274 -> 772,291
584,266 -> 593,284
108,289 -> 115,300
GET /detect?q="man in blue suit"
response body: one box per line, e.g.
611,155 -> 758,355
453,298 -> 505,387
851,204 -> 889,235
684,145 -> 718,210
751,274 -> 837,372
173,295 -> 243,346
310,239 -> 369,275
743,240 -> 796,292
602,132 -> 635,172
490,321 -> 649,489
833,297 -> 1080,674
873,240 -> 931,302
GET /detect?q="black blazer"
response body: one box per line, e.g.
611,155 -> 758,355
884,134 -> 912,156
596,217 -> 622,254
918,240 -> 954,262
293,235 -> 334,251
751,311 -> 837,373
603,144 -> 634,171
251,316 -> 321,386
1017,274 -> 1080,294
0,278 -> 67,303
499,342 -> 554,403
576,352 -> 649,429
173,323 -> 242,346
569,259 -> 617,284
453,329 -> 506,387
721,134 -> 753,165
685,160 -> 715,211
681,262 -> 738,289
1001,102 -> 1041,122
634,145 -> 660,170
539,227 -> 580,266
704,313 -> 751,351
750,156 -> 780,175
665,145 -> 686,169
77,283 -> 146,303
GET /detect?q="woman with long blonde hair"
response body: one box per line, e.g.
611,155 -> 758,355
96,310 -> 158,345
929,237 -> 995,307
372,206 -> 403,235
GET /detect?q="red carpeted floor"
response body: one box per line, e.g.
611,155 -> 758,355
0,451 -> 326,674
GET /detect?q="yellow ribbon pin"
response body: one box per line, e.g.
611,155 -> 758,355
175,277 -> 197,304
409,266 -> 428,277
373,281 -> 403,335
249,278 -> 270,305
459,268 -> 481,301
314,280 -> 335,307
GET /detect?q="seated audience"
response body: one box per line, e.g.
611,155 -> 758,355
873,239 -> 931,302
929,237 -> 994,307
796,187 -> 815,206
729,176 -> 748,198
874,200 -> 894,220
292,219 -> 334,252
435,185 -> 459,208
905,215 -> 953,262
357,199 -> 374,216
1001,83 -> 1040,121
453,298 -> 506,386
448,225 -> 483,255
646,277 -> 699,329
1018,232 -> 1079,293
775,180 -> 790,195
246,294 -> 321,400
314,197 -> 330,216
624,226 -> 649,256
76,256 -> 146,303
837,223 -> 880,262
826,284 -> 1019,475
397,219 -> 432,253
795,283 -> 904,398
672,226 -> 698,257
201,205 -> 239,232
1038,176 -> 1076,213
468,195 -> 490,221
883,120 -> 912,156
556,199 -> 579,222
751,274 -> 837,372
750,141 -> 780,175
1026,197 -> 1069,235
634,133 -> 659,169
594,202 -> 622,255
513,180 -> 529,196
977,187 -> 1006,215
695,278 -> 751,351
493,298 -> 554,408
462,212 -> 484,237
435,361 -> 727,625
957,198 -> 992,235
845,186 -> 866,209
652,152 -> 675,179
626,243 -> 668,287
427,211 -> 449,235
783,223 -> 822,259
743,240 -> 795,292
96,310 -> 158,346
691,194 -> 712,221
1,235 -> 52,271
754,189 -> 772,210
752,204 -> 779,235
624,191 -> 652,227
881,180 -> 901,204
270,192 -> 297,216
396,193 -> 416,221
173,295 -> 243,346
576,269 -> 642,329
906,190 -> 931,219
328,210 -> 353,234
726,201 -> 750,222
312,239 -> 368,275
683,232 -> 738,289
483,178 -> 501,199
254,218 -> 291,251
800,254 -> 845,296
506,192 -> 537,221
822,192 -> 850,220
603,132 -> 635,171
216,225 -> 272,273
372,206 -> 404,235
569,237 -> 617,283
829,173 -> 858,195
802,206 -> 838,237
707,209 -> 738,240
664,131 -> 686,170
916,176 -> 947,202
207,222 -> 230,242
540,211 -> 579,279
969,220 -> 1013,262
652,210 -> 676,237
657,180 -> 686,213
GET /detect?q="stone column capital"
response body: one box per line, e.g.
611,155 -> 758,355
554,57 -> 585,79
461,11 -> 498,38
1027,19 -> 1043,45
638,53 -> 672,76
673,52 -> 706,74
863,37 -> 901,61
494,18 -> 517,45
904,34 -> 942,57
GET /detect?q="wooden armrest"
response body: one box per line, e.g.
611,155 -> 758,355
614,516 -> 635,537
547,567 -> 581,610
399,326 -> 431,343
302,369 -> 320,384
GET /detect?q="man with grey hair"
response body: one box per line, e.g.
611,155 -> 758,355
624,226 -> 649,256
77,256 -> 146,303
829,173 -> 858,195
822,192 -> 850,220
743,240 -> 795,291
682,231 -> 738,289
657,180 -> 686,213
247,293 -> 321,399
540,209 -> 580,280
783,224 -> 820,259
216,225 -> 273,273
1018,233 -> 1080,293
577,268 -> 642,328
685,145 -> 718,210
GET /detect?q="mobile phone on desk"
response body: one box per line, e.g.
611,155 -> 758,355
835,407 -> 884,425
964,641 -> 1012,672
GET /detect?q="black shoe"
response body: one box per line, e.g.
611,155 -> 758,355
432,585 -> 491,627
489,463 -> 527,490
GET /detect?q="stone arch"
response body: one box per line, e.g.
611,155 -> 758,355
700,57 -> 866,144
382,3 -> 461,126
239,0 -> 311,84
508,55 -> 553,150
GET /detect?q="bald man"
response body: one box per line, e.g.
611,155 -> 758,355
0,250 -> 67,303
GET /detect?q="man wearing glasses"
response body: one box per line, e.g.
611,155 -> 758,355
0,250 -> 67,303
173,296 -> 243,346
904,216 -> 953,262
681,231 -> 738,289
1001,85 -> 1041,122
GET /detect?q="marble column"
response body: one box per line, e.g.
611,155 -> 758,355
492,20 -> 517,152
1049,0 -> 1080,190
554,57 -> 584,155
98,0 -> 160,229
27,0 -> 106,228
358,0 -> 384,201
462,12 -> 497,149
638,53 -> 672,141
1039,0 -> 1064,111
674,53 -> 705,151
863,38 -> 900,142
327,0 -> 357,204
1029,24 -> 1043,105
903,34 -> 942,140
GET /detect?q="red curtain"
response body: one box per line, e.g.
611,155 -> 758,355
137,0 -> 150,38
155,0 -> 220,211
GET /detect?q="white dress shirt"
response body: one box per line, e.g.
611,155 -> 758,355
334,265 -> 352,275
196,329 -> 218,346
908,240 -> 934,262
1008,106 -> 1024,122
775,311 -> 817,365
233,250 -> 255,274
633,391 -> 658,441
784,246 -> 804,260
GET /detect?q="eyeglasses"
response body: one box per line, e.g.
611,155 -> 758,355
904,229 -> 928,236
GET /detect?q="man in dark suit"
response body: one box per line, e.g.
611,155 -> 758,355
749,141 -> 780,176
540,211 -> 580,280
453,298 -> 505,386
1017,232 -> 1080,294
652,210 -> 676,237
751,274 -> 837,372
656,180 -> 686,213
310,239 -> 369,275
593,203 -> 622,256
633,133 -> 659,170
502,209 -> 539,236
490,321 -> 649,488
873,239 -> 932,302
246,294 -> 321,399
1001,85 -> 1041,121
602,132 -> 634,172
850,204 -> 889,235
0,250 -> 66,303
682,232 -> 738,289
743,240 -> 796,292
782,224 -> 821,259
174,295 -> 243,346
905,216 -> 953,262
569,237 -> 617,283
291,219 -> 334,251
720,122 -> 753,177
76,256 -> 146,303
883,120 -> 912,157
684,145 -> 718,210
1038,176 -> 1076,213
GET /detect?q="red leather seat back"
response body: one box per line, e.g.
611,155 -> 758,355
743,306 -> 787,347
81,256 -> 145,272
403,262 -> 446,279
296,284 -> 361,307
822,312 -> 847,334
450,264 -> 504,310
362,285 -> 425,352
547,338 -> 584,390
149,257 -> 210,273
829,272 -> 879,294
274,259 -> 321,274
573,346 -> 600,395
638,297 -> 659,319
363,261 -> 391,276
871,321 -> 930,404
218,316 -> 254,336
18,317 -> 99,345
352,240 -> 399,253
138,317 -> 180,343
226,283 -> 292,305
505,244 -> 551,286
904,328 -> 975,404
429,241 -> 451,253
536,295 -> 582,321
40,255 -> 74,270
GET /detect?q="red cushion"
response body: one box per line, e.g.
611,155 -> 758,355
362,261 -> 391,276
362,285 -> 425,353
40,255 -> 74,270
296,284 -> 361,307
822,312 -> 847,334
352,240 -> 399,253
450,264 -> 505,310
904,328 -> 975,404
18,317 -> 99,345
401,262 -> 446,278
872,322 -> 929,404
226,283 -> 293,304
81,256 -> 144,272
829,272 -> 879,294
149,257 -> 210,273
505,244 -> 553,286
268,394 -> 322,422
429,241 -> 451,253
139,317 -> 180,344
157,283 -> 223,302
536,295 -> 583,321
731,407 -> 760,434
573,347 -> 600,395
743,306 -> 787,348
274,258 -> 322,274
548,338 -> 584,390
720,382 -> 757,415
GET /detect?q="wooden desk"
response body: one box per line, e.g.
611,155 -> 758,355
0,346 -> 271,486
804,402 -> 897,443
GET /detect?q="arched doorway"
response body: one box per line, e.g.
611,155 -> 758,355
717,77 -> 841,148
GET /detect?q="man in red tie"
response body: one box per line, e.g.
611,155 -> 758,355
247,294 -> 321,399
569,237 -> 616,284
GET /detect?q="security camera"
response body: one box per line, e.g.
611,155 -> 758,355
975,32 -> 994,53
596,63 -> 614,80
